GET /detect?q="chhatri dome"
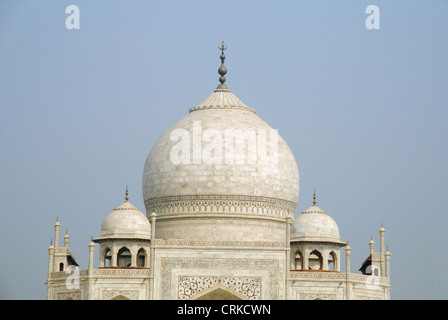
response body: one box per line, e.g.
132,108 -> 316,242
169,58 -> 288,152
142,42 -> 300,242
98,187 -> 151,240
290,191 -> 343,243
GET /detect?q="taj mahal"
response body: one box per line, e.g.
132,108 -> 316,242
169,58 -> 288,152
45,43 -> 391,300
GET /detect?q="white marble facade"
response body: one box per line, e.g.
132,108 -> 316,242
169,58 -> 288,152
46,59 -> 391,300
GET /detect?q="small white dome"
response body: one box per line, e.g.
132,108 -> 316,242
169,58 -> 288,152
99,201 -> 151,240
290,205 -> 341,243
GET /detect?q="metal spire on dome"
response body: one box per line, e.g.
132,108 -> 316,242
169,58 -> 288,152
125,185 -> 129,202
216,41 -> 228,90
313,189 -> 317,206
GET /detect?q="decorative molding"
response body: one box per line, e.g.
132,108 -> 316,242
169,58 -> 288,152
189,104 -> 256,114
299,293 -> 337,300
289,271 -> 389,286
101,289 -> 139,300
56,291 -> 81,300
160,257 -> 280,300
54,247 -> 74,255
355,294 -> 385,300
155,217 -> 287,230
154,239 -> 285,248
50,268 -> 150,279
289,271 -> 346,280
178,276 -> 261,300
144,195 -> 296,219
92,268 -> 150,276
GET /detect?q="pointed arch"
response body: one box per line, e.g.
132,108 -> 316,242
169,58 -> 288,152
117,247 -> 131,267
110,295 -> 130,300
294,250 -> 303,270
103,247 -> 112,267
192,284 -> 246,300
328,251 -> 337,271
137,248 -> 147,267
308,250 -> 323,270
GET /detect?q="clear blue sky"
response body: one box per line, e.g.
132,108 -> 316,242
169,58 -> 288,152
0,0 -> 447,299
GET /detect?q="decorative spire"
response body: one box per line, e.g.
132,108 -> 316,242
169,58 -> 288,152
217,41 -> 228,90
125,185 -> 129,202
345,240 -> 351,250
313,189 -> 317,206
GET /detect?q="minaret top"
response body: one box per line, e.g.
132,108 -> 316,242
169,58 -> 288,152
216,41 -> 228,90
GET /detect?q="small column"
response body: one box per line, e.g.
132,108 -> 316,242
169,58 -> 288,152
87,237 -> 95,300
149,212 -> 157,300
48,240 -> 55,277
54,218 -> 61,248
345,241 -> 351,273
322,249 -> 329,271
345,241 -> 351,300
379,222 -> 386,276
385,245 -> 391,279
98,245 -> 105,268
336,251 -> 341,272
47,240 -> 55,300
285,216 -> 292,300
369,235 -> 375,258
130,246 -> 138,267
88,238 -> 95,271
64,230 -> 70,248
110,246 -> 117,267
303,248 -> 309,270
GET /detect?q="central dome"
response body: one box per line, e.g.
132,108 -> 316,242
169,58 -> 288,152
143,89 -> 299,203
142,47 -> 299,241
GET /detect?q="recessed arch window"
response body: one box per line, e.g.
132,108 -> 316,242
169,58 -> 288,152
104,248 -> 112,267
117,247 -> 131,267
373,266 -> 379,276
59,262 -> 64,271
308,250 -> 323,270
328,251 -> 337,271
137,248 -> 147,267
294,250 -> 303,270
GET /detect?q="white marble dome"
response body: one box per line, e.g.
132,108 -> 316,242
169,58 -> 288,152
290,205 -> 341,243
143,89 -> 299,203
142,87 -> 300,241
98,201 -> 151,240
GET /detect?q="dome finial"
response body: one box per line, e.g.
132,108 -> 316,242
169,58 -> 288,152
125,185 -> 129,202
313,189 -> 317,206
216,41 -> 228,90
